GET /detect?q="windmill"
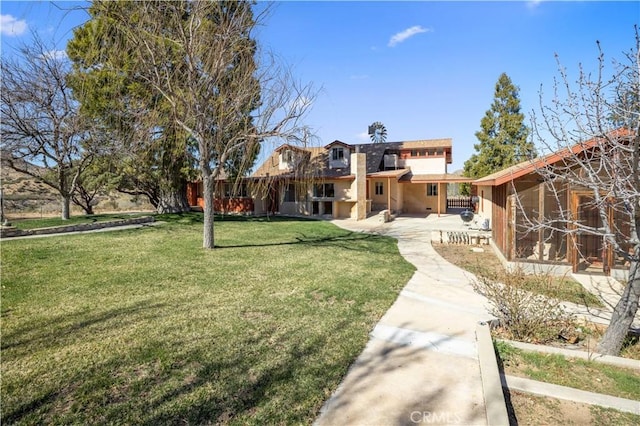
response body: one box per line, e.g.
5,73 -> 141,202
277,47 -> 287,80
368,121 -> 387,143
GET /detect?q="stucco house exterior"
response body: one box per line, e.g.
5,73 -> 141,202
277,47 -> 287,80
472,131 -> 634,281
187,138 -> 471,220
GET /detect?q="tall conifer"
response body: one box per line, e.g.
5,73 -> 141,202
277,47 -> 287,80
464,73 -> 534,182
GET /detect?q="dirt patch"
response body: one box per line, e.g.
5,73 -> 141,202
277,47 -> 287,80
432,243 -> 503,277
506,391 -> 639,425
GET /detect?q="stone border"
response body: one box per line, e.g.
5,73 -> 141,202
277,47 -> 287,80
503,375 -> 640,415
0,216 -> 155,239
476,321 -> 510,426
475,320 -> 640,419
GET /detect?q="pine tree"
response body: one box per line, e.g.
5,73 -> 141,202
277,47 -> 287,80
464,73 -> 534,181
71,0 -> 313,248
67,0 -> 194,214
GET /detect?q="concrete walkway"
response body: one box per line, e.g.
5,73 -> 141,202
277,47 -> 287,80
316,214 -> 496,426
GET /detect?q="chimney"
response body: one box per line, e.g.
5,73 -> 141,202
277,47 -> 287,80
350,152 -> 366,220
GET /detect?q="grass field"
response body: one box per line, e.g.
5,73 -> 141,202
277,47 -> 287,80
1,214 -> 415,424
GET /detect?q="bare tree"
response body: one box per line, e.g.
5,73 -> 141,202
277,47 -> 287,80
94,0 -> 314,248
1,36 -> 98,220
525,29 -> 639,355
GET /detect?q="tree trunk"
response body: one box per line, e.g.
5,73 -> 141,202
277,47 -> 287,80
72,189 -> 95,215
156,185 -> 190,214
596,252 -> 640,355
61,194 -> 71,220
202,174 -> 215,249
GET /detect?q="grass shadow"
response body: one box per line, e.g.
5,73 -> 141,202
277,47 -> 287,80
1,300 -> 167,351
214,231 -> 389,253
2,300 -> 170,423
141,320 -> 350,425
156,212 -> 318,225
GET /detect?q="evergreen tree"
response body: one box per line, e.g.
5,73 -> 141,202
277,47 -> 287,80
67,0 -> 196,214
68,1 -> 266,215
464,73 -> 534,183
72,0 -> 313,248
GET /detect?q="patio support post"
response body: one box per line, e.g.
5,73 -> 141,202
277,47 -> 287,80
605,200 -> 614,274
387,177 -> 391,212
538,183 -> 545,260
437,182 -> 441,217
570,191 -> 579,273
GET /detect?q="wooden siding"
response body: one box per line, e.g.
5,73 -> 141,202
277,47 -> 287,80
492,184 -> 508,258
214,198 -> 254,213
186,182 -> 199,206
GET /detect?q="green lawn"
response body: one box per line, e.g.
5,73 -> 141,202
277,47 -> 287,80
1,214 -> 415,425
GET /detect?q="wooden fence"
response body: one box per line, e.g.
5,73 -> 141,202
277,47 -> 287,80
447,196 -> 473,209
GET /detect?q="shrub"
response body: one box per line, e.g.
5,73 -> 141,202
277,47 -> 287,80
473,268 -> 576,343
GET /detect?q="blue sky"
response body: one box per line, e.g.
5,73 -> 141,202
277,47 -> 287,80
2,1 -> 638,171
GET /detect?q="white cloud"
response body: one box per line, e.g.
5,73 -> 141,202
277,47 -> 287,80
388,25 -> 430,47
44,50 -> 68,60
0,14 -> 27,36
356,131 -> 370,142
527,0 -> 544,10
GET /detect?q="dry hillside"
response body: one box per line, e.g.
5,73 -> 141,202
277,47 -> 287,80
0,163 -> 153,219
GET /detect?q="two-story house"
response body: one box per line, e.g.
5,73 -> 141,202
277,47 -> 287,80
187,138 -> 470,220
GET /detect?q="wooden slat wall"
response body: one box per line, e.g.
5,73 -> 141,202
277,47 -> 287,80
213,198 -> 254,213
492,184 -> 508,256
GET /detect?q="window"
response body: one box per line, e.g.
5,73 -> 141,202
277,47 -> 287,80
411,149 -> 419,157
313,183 -> 335,198
284,183 -> 296,202
375,181 -> 384,195
224,183 -> 248,198
283,150 -> 294,163
332,147 -> 344,161
427,183 -> 438,197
